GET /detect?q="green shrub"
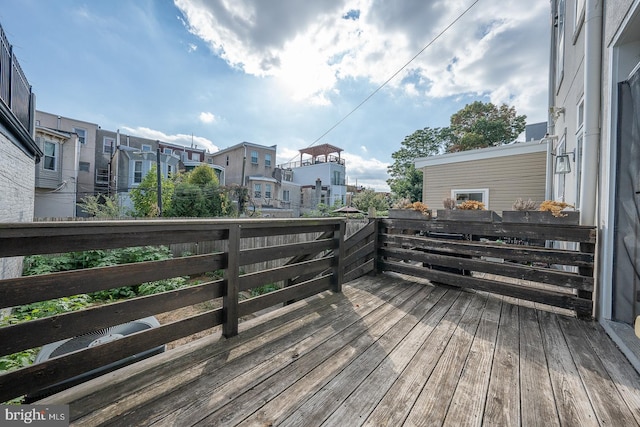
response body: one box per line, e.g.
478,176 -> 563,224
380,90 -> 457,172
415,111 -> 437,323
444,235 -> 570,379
1,295 -> 92,325
138,278 -> 189,295
250,283 -> 280,297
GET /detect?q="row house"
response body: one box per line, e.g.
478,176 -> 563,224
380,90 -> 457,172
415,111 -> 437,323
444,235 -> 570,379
35,111 -> 99,216
33,126 -> 80,218
31,110 -> 349,219
95,129 -> 180,211
207,142 -> 285,215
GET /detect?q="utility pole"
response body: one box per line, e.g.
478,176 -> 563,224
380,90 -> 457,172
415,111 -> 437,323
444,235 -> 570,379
156,147 -> 162,217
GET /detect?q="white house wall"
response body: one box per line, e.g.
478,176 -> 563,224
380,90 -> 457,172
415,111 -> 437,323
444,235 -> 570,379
291,162 -> 347,206
598,0 -> 640,322
0,131 -> 35,279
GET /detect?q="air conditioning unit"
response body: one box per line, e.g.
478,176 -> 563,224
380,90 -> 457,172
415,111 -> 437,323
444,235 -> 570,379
25,316 -> 165,402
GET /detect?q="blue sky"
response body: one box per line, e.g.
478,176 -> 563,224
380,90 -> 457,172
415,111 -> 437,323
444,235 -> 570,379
1,0 -> 550,191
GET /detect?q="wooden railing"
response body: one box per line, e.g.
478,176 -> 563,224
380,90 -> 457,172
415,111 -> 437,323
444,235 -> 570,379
377,216 -> 596,317
0,216 -> 596,403
0,218 -> 345,403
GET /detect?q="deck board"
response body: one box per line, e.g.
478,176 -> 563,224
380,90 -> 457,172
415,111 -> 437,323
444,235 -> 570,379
52,273 -> 640,427
484,300 -> 521,426
518,306 -> 559,427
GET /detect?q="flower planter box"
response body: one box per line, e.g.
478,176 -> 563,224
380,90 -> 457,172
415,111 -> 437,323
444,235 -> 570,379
388,209 -> 432,220
436,209 -> 501,223
501,210 -> 579,225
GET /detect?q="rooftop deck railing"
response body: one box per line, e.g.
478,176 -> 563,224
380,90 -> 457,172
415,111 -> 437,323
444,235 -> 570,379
0,215 -> 595,404
0,23 -> 33,134
277,154 -> 345,169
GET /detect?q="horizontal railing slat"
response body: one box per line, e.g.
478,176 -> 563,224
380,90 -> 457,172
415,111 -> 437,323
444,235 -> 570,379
238,275 -> 332,317
0,308 -> 224,403
380,218 -> 597,243
345,258 -> 375,282
0,280 -> 224,357
379,234 -> 594,267
380,259 -> 592,315
344,240 -> 376,272
344,221 -> 375,253
0,254 -> 226,308
379,247 -> 593,291
239,239 -> 334,266
240,223 -> 338,238
238,257 -> 333,292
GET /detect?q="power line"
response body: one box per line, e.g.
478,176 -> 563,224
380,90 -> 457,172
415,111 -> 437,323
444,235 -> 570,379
304,0 -> 482,150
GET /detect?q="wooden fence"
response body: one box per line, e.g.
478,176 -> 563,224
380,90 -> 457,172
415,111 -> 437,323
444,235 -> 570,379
377,216 -> 596,317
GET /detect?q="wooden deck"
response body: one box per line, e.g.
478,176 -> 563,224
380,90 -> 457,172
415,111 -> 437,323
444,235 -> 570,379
49,274 -> 640,426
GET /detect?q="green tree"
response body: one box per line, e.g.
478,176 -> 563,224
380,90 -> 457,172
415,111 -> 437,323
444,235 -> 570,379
78,194 -> 124,218
129,165 -> 175,217
352,189 -> 390,213
447,101 -> 526,152
166,165 -> 229,217
387,127 -> 447,202
187,164 -> 219,187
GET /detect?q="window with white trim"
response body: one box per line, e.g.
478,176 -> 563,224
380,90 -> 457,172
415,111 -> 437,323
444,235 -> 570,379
141,144 -> 152,152
96,168 -> 109,184
283,190 -> 290,202
254,183 -> 262,198
43,141 -> 57,171
265,154 -> 271,167
133,161 -> 143,184
251,151 -> 259,164
79,161 -> 90,172
265,184 -> 272,198
164,148 -> 173,155
103,137 -> 115,154
451,188 -> 489,207
73,127 -> 87,144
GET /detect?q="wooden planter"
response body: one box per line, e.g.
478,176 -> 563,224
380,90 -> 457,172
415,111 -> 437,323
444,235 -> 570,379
436,209 -> 502,223
388,209 -> 432,220
502,210 -> 579,225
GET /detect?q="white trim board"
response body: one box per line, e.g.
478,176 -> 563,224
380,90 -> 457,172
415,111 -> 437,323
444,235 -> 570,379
415,140 -> 549,168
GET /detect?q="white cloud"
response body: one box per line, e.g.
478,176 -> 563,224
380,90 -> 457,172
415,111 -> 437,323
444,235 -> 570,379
175,0 -> 549,120
188,42 -> 197,52
120,126 -> 219,153
361,145 -> 368,153
199,111 -> 216,123
342,152 -> 389,192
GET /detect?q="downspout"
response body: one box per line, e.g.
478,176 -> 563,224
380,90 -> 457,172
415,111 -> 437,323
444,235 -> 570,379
579,0 -> 603,226
546,0 -> 558,201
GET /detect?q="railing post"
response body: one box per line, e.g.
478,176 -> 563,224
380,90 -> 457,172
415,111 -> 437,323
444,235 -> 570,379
332,220 -> 346,293
375,218 -> 385,274
371,217 -> 381,275
223,223 -> 240,337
